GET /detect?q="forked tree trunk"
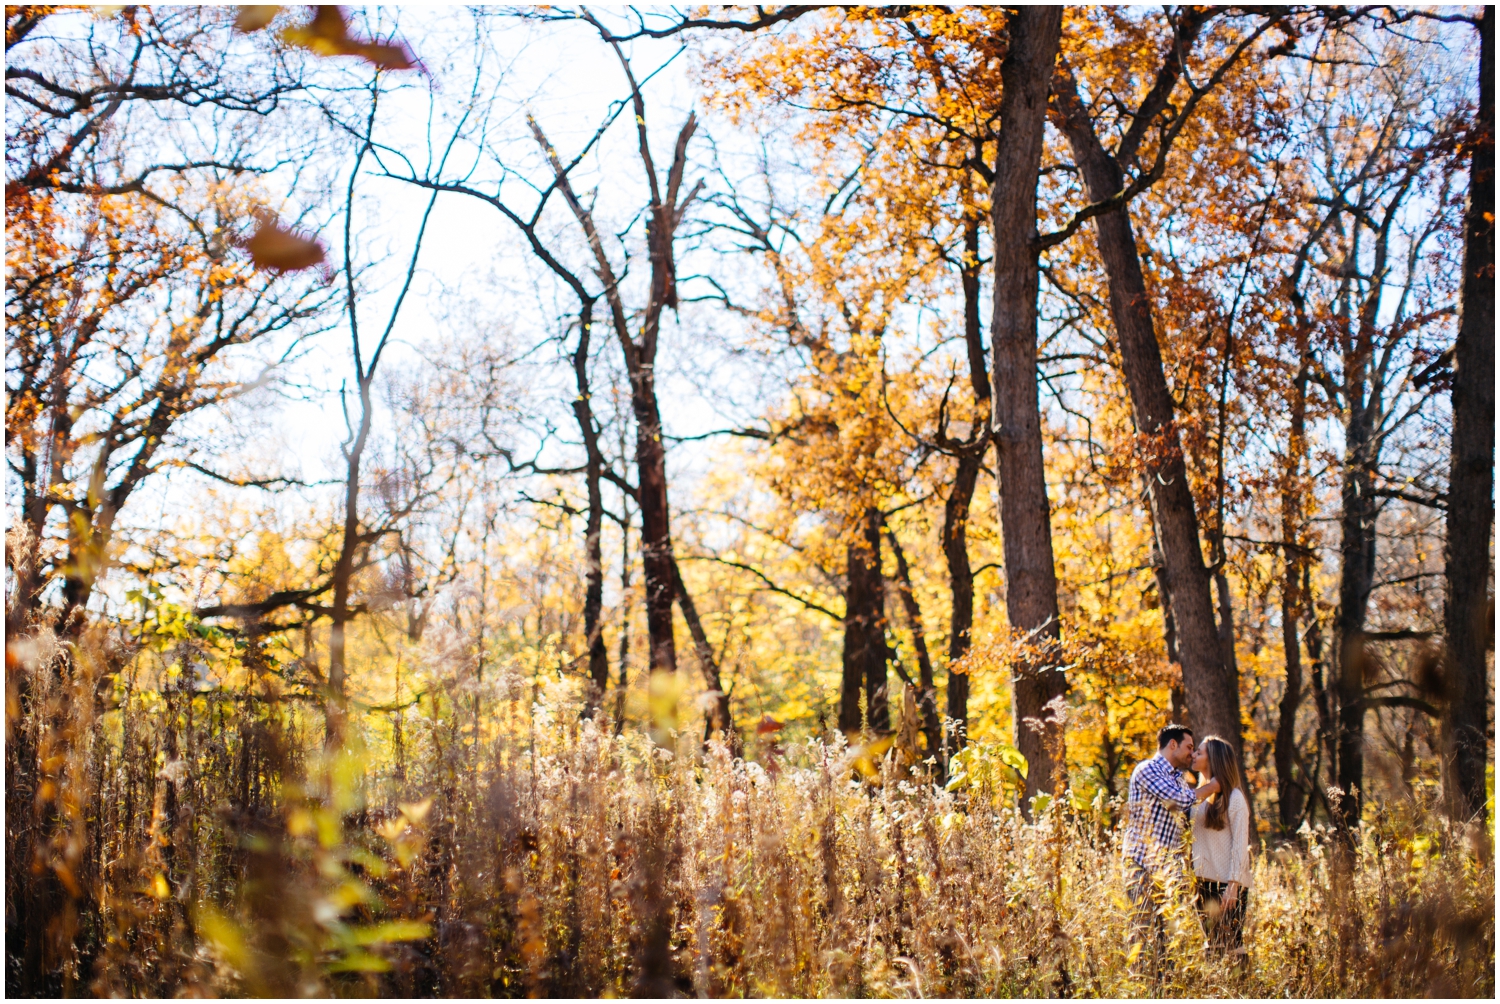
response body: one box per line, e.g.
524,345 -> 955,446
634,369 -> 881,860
532,102 -> 702,697
1053,70 -> 1243,769
1443,5 -> 1495,822
987,5 -> 1066,802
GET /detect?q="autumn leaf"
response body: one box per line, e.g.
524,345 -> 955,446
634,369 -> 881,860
279,6 -> 416,71
244,213 -> 325,273
755,714 -> 784,736
233,5 -> 281,32
398,797 -> 432,825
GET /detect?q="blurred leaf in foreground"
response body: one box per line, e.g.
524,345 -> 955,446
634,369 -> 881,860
233,5 -> 281,32
278,5 -> 416,70
245,212 -> 325,273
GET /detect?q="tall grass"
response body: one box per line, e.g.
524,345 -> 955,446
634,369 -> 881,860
6,629 -> 1493,997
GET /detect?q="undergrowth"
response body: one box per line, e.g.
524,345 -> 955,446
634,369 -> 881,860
6,629 -> 1493,998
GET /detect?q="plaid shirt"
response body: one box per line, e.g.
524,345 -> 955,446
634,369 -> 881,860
1123,753 -> 1196,871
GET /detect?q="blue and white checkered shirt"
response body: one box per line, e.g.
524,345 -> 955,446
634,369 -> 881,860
1123,753 -> 1196,871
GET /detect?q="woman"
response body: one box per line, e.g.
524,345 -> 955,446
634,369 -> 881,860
1190,735 -> 1251,959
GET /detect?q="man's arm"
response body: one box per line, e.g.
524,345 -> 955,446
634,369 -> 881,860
1137,759 -> 1198,811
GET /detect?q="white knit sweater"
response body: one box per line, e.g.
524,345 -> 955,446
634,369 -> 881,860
1190,787 -> 1253,887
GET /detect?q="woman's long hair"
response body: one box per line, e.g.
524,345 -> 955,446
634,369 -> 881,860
1200,735 -> 1242,831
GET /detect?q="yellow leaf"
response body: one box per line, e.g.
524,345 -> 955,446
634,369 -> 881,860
399,798 -> 432,825
375,817 -> 408,841
234,5 -> 281,32
648,671 -> 686,739
279,6 -> 416,70
350,920 -> 432,946
195,904 -> 251,973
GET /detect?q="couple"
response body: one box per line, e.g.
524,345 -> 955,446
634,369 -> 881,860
1123,724 -> 1251,973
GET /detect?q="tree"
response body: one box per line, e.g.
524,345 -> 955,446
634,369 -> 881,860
1048,8 -> 1293,770
5,6 -> 329,637
703,5 -> 1074,789
389,15 -> 732,740
321,78 -> 450,739
707,152 -> 934,737
1443,5 -> 1494,822
1229,19 -> 1467,827
983,6 -> 1067,801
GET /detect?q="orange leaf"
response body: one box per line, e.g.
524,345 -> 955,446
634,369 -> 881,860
756,715 -> 784,736
245,215 -> 325,273
348,39 -> 416,71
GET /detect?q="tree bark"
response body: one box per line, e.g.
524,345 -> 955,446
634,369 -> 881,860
631,379 -> 678,677
1052,67 -> 1244,768
988,6 -> 1065,802
944,450 -> 983,753
840,507 -> 889,733
572,301 -> 611,709
1275,323 -> 1313,833
885,521 -> 941,757
1334,362 -> 1381,825
530,102 -> 702,687
672,559 -> 736,750
1444,4 -> 1495,822
943,205 -> 991,756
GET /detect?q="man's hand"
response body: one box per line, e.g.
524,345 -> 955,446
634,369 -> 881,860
1194,777 -> 1221,802
1223,880 -> 1241,906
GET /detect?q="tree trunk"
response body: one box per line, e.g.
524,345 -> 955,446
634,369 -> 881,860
571,301 -> 610,709
840,507 -> 889,733
1275,569 -> 1305,831
1334,395 -> 1379,827
615,483 -> 633,734
1444,4 -> 1495,822
1275,323 -> 1313,832
672,559 -> 736,750
987,5 -> 1065,803
326,375 -> 374,744
944,449 -> 983,755
630,371 -> 678,679
1053,72 -> 1243,769
944,204 -> 991,756
885,522 -> 941,757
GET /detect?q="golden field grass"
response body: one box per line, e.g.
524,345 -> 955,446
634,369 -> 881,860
7,631 -> 1492,999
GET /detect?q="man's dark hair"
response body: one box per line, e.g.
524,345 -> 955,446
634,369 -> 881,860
1157,724 -> 1193,749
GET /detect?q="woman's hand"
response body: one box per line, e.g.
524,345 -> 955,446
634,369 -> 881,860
1223,881 -> 1240,906
1194,777 -> 1221,802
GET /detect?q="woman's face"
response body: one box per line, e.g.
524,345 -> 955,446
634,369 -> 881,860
1192,745 -> 1209,775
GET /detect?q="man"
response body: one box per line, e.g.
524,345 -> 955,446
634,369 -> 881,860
1124,724 -> 1219,978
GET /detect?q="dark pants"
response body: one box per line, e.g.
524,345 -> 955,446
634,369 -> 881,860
1195,879 -> 1248,956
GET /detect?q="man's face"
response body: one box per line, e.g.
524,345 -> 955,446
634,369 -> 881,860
1163,734 -> 1195,770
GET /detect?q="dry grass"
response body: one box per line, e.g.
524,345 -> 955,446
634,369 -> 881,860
5,631 -> 1494,998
